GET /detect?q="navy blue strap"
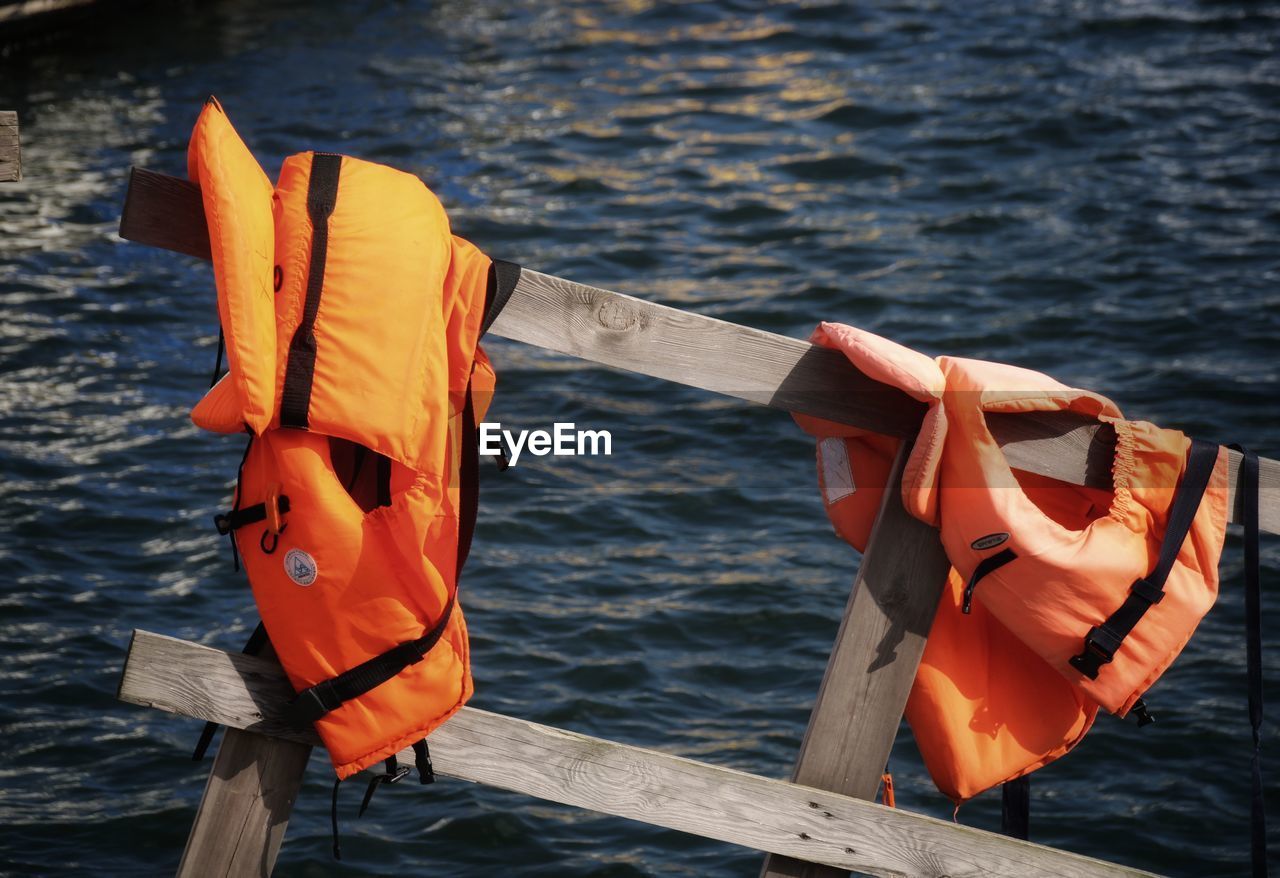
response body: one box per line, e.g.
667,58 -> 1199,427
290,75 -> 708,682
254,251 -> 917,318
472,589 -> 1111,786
1230,445 -> 1266,878
280,153 -> 342,430
1001,776 -> 1030,840
1070,439 -> 1219,680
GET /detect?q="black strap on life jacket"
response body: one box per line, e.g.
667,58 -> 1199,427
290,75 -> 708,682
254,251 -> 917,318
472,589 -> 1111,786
482,259 -> 521,337
213,495 -> 290,535
330,739 -> 436,859
375,454 -> 391,509
210,328 -> 226,387
280,152 -> 342,430
285,592 -> 457,725
330,778 -> 344,860
1001,775 -> 1030,840
1229,444 -> 1267,878
223,431 -> 256,573
1069,438 -> 1220,680
358,756 -> 410,818
412,738 -> 435,784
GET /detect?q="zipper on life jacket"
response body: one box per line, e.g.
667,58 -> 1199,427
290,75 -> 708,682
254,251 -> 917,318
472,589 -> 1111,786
962,548 -> 1018,614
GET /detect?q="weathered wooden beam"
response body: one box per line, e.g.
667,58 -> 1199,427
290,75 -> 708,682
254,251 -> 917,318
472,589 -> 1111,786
0,0 -> 102,27
116,167 -> 1280,535
118,630 -> 1156,878
172,638 -> 310,878
761,444 -> 953,878
0,112 -> 19,182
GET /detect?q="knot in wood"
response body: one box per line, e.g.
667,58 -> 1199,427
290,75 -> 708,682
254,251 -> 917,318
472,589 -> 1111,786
595,298 -> 639,332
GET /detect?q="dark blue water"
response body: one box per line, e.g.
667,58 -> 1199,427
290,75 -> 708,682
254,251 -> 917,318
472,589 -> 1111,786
1,1 -> 1278,875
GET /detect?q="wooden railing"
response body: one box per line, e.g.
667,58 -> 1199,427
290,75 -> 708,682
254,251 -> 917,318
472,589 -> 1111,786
119,169 -> 1280,533
115,165 -> 1275,877
118,629 -> 1153,878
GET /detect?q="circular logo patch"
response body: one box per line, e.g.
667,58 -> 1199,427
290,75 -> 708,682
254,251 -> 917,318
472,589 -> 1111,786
284,548 -> 317,586
970,532 -> 1011,551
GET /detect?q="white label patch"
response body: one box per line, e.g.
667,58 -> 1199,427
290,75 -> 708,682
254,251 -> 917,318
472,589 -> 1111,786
819,437 -> 856,504
284,548 -> 317,587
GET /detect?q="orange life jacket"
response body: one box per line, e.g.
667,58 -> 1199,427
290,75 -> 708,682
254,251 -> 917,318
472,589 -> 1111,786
186,98 -> 519,780
796,322 -> 1229,804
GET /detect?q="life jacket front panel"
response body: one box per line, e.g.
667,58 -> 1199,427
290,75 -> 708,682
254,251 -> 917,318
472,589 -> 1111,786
269,151 -> 465,476
236,430 -> 471,778
936,356 -> 1229,715
905,569 -> 1098,803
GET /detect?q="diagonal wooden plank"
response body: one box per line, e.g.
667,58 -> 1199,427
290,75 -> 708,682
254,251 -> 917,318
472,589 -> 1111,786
116,167 -> 1279,534
118,629 -> 1157,878
761,444 -> 952,878
0,0 -> 101,26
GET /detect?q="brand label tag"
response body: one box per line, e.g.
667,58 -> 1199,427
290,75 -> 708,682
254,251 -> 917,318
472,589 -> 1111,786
284,548 -> 317,586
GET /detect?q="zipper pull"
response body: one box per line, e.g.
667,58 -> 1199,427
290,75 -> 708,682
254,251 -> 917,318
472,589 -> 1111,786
962,548 -> 1019,615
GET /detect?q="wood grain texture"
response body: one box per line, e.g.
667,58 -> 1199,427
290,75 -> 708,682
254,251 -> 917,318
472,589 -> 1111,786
0,0 -> 101,25
117,167 -> 1279,534
491,268 -> 927,438
761,444 -> 953,878
168,636 -> 311,878
0,111 -> 18,183
118,630 -> 1156,878
120,168 -> 209,260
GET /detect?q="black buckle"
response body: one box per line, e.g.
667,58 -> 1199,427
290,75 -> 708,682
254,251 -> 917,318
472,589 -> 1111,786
1130,577 -> 1165,606
1131,698 -> 1156,727
1068,625 -> 1121,680
213,513 -> 232,535
413,739 -> 435,785
285,680 -> 343,725
380,764 -> 410,785
358,760 -> 411,818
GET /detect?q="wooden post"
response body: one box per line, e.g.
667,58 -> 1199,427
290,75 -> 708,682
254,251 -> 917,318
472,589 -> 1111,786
0,112 -> 19,182
172,638 -> 310,877
761,443 -> 952,878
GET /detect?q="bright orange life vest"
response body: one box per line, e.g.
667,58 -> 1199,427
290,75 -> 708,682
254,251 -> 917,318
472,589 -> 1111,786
797,322 -> 1229,804
187,98 -> 519,780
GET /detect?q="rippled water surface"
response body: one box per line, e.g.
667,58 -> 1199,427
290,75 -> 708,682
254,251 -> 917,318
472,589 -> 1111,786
1,1 -> 1278,875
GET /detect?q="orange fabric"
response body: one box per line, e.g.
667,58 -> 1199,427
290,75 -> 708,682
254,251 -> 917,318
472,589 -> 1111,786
187,98 -> 277,434
797,325 -> 1228,804
187,99 -> 494,779
794,322 -> 946,528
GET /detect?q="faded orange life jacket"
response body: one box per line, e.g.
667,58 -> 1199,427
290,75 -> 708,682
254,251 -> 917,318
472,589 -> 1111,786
187,99 -> 520,779
796,322 -> 1228,804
